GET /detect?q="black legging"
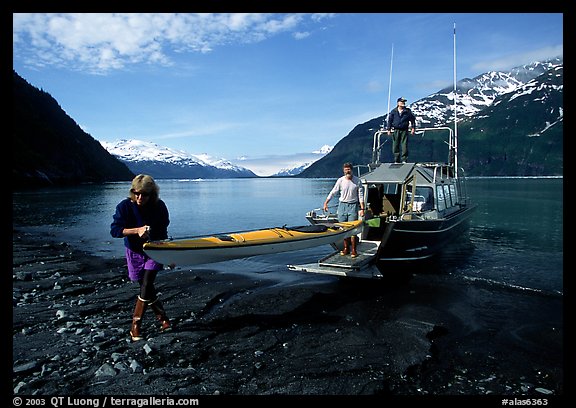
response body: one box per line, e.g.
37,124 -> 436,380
138,269 -> 158,301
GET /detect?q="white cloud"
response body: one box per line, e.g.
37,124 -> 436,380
13,13 -> 332,74
152,122 -> 244,140
365,80 -> 384,93
472,45 -> 563,72
293,31 -> 310,40
233,150 -> 330,177
310,13 -> 336,22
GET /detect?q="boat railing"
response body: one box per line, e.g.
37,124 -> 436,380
417,127 -> 456,171
429,163 -> 455,183
371,126 -> 455,167
456,167 -> 473,206
355,163 -> 378,177
371,126 -> 388,165
413,126 -> 453,139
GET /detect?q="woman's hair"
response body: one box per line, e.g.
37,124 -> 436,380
129,174 -> 160,203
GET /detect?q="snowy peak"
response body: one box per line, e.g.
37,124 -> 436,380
313,145 -> 333,155
101,139 -> 333,178
193,153 -> 246,171
507,64 -> 563,105
101,139 -> 204,165
411,58 -> 562,128
271,145 -> 334,176
100,139 -> 257,178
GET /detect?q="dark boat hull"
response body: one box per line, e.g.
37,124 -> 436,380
374,205 -> 477,261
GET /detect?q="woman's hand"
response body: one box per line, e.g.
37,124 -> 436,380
138,225 -> 150,239
122,226 -> 151,240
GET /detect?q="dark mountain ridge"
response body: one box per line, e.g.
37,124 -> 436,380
13,70 -> 135,189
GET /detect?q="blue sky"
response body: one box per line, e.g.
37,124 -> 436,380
13,13 -> 563,175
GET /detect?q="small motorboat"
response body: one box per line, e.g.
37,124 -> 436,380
290,27 -> 477,279
143,219 -> 363,267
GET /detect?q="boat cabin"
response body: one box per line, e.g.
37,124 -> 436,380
360,161 -> 468,238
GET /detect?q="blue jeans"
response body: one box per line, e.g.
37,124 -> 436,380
337,201 -> 359,222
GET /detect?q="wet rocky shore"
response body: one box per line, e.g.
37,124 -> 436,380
12,228 -> 564,400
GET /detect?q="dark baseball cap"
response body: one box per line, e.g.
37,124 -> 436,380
397,97 -> 407,102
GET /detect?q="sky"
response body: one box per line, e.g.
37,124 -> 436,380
12,13 -> 563,176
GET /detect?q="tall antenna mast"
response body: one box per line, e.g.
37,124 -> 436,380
453,23 -> 459,178
386,43 -> 394,126
374,44 -> 394,164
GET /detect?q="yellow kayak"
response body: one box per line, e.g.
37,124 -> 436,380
143,219 -> 363,267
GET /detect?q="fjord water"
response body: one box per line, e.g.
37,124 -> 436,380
12,177 -> 563,294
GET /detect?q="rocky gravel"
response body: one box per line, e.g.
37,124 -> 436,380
12,229 -> 564,400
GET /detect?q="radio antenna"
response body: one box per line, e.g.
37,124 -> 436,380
453,23 -> 459,178
386,43 -> 394,127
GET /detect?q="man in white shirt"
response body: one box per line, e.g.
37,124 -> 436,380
323,162 -> 365,257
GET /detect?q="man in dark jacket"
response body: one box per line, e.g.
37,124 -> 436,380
387,97 -> 416,163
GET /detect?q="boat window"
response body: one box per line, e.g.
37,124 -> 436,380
449,184 -> 458,205
382,183 -> 399,194
415,187 -> 434,211
436,185 -> 446,211
405,186 -> 434,212
443,184 -> 452,207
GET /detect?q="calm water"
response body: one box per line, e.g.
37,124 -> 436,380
12,177 -> 563,293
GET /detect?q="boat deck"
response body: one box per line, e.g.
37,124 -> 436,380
319,241 -> 380,269
287,240 -> 383,279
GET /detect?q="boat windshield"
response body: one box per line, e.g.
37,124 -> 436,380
406,186 -> 434,212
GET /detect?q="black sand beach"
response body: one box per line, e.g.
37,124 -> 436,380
12,228 -> 564,400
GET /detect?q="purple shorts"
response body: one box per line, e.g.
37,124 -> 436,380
125,247 -> 163,281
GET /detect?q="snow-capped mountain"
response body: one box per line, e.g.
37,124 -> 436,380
410,58 -> 562,128
100,139 -> 257,179
453,62 -> 563,176
271,145 -> 333,177
301,57 -> 563,178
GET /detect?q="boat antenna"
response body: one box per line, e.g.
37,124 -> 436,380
452,23 -> 458,178
373,44 -> 394,165
386,43 -> 394,127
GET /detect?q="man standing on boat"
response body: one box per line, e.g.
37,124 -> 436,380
323,162 -> 365,258
387,97 -> 416,163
